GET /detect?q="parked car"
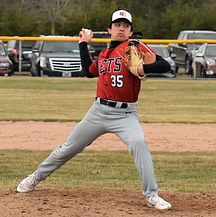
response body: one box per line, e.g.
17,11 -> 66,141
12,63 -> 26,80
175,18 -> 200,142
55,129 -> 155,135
7,40 -> 36,71
147,44 -> 177,78
192,43 -> 216,78
0,40 -> 13,76
169,30 -> 216,75
30,35 -> 83,77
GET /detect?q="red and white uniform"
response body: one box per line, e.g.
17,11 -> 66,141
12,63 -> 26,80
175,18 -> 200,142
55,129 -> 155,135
89,40 -> 154,102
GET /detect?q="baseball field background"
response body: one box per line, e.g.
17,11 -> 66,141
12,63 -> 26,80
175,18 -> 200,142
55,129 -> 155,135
0,76 -> 216,217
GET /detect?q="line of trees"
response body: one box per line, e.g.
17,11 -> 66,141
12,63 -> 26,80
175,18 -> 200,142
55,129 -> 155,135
0,0 -> 216,39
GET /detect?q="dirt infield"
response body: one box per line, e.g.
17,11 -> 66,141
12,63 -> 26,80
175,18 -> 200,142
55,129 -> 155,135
0,122 -> 215,152
0,122 -> 216,217
1,189 -> 216,217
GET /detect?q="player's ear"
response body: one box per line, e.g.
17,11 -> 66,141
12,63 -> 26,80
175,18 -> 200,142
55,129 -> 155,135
129,31 -> 133,37
107,27 -> 111,34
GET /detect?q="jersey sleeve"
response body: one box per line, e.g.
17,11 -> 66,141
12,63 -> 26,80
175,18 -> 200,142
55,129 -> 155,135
139,42 -> 156,54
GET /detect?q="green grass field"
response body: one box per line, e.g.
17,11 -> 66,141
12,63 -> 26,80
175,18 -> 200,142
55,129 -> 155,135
1,150 -> 216,192
0,77 -> 216,192
0,77 -> 215,123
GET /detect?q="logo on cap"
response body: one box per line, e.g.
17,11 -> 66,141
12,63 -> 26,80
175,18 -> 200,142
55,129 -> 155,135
119,11 -> 126,17
111,9 -> 132,24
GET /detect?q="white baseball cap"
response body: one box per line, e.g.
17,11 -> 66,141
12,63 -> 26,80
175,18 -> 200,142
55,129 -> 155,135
111,9 -> 132,24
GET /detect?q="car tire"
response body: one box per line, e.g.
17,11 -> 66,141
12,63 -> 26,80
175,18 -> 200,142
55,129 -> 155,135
200,66 -> 206,78
175,66 -> 179,74
30,64 -> 38,76
39,69 -> 44,77
8,68 -> 14,76
185,58 -> 193,75
30,70 -> 37,76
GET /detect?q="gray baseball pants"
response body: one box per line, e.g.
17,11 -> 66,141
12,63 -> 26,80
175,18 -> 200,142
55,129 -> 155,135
35,99 -> 158,197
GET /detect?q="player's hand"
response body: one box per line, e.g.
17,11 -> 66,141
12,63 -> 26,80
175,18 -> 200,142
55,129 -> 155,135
79,28 -> 93,43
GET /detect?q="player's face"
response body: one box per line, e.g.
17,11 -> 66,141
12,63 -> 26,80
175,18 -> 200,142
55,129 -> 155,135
108,21 -> 133,41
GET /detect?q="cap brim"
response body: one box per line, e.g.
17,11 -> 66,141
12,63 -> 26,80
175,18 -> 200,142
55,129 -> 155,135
109,18 -> 132,29
111,18 -> 132,25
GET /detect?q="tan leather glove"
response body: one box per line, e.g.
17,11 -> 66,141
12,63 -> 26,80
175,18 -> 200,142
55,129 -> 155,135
124,45 -> 147,80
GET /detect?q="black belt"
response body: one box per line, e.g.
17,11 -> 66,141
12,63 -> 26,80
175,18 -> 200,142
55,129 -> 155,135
96,97 -> 128,108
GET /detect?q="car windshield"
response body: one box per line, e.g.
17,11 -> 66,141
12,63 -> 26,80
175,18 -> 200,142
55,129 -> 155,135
0,44 -> 6,56
42,41 -> 79,53
148,45 -> 169,58
205,46 -> 216,56
188,33 -> 216,39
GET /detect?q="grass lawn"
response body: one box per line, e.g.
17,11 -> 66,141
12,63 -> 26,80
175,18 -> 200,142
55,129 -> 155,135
0,77 -> 215,123
0,150 -> 216,192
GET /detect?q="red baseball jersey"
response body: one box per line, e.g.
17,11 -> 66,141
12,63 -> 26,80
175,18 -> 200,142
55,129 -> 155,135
89,40 -> 154,103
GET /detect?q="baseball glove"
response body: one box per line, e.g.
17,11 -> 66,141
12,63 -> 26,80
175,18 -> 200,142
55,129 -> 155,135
124,45 -> 147,80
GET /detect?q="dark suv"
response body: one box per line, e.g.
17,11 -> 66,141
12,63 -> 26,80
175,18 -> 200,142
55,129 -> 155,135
169,30 -> 216,75
0,40 -> 13,76
7,40 -> 36,71
30,36 -> 83,77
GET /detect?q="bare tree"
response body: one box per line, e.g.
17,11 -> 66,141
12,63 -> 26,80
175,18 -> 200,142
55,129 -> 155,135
28,0 -> 70,34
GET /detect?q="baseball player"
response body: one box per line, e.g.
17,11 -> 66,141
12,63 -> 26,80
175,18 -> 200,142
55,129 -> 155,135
17,9 -> 171,210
